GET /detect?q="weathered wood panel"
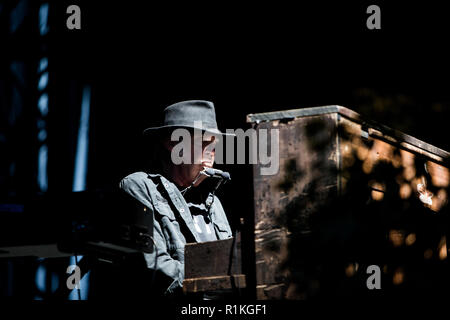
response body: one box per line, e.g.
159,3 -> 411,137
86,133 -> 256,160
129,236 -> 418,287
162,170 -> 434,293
249,105 -> 450,300
183,275 -> 246,293
183,236 -> 246,293
184,237 -> 242,279
252,113 -> 339,299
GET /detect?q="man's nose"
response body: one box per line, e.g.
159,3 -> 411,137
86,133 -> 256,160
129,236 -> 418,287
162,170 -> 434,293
202,149 -> 215,165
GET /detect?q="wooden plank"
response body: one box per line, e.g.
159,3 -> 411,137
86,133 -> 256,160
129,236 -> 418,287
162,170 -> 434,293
247,105 -> 342,123
247,105 -> 450,160
183,275 -> 246,293
184,237 -> 242,279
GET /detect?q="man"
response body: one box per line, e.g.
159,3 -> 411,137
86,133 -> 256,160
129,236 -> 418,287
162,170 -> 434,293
119,100 -> 233,297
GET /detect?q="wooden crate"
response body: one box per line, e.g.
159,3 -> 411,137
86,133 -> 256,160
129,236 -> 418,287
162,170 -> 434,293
248,105 -> 450,299
183,236 -> 246,294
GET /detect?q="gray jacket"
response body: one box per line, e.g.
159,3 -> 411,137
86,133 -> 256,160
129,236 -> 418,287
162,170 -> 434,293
119,172 -> 232,295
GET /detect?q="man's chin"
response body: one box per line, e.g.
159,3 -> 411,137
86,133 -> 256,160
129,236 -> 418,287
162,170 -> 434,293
202,162 -> 213,168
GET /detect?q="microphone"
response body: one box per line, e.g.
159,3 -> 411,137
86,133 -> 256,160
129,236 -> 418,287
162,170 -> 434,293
202,167 -> 231,181
185,168 -> 231,194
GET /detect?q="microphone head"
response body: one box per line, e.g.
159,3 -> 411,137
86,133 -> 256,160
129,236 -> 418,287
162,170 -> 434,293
220,171 -> 231,181
202,167 -> 217,177
202,167 -> 231,181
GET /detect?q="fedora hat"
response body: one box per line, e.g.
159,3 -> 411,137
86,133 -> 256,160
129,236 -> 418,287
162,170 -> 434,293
143,100 -> 234,136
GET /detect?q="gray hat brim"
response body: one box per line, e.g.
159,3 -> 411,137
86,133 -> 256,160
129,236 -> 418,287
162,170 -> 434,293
143,125 -> 236,137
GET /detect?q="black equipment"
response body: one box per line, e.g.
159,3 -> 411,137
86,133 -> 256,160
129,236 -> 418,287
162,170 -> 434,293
0,189 -> 153,259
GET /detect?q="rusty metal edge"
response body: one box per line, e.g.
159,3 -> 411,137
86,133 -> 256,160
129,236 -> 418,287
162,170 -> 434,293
247,105 -> 450,162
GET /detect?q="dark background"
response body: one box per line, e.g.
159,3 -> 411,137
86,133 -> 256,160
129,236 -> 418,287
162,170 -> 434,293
3,1 -> 450,196
54,1 -> 450,189
1,0 -> 450,299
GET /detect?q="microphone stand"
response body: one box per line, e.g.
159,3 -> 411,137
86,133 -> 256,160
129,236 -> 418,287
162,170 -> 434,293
180,168 -> 210,196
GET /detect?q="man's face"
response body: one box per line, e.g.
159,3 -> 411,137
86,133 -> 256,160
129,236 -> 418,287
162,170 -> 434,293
164,133 -> 217,187
188,134 -> 216,186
